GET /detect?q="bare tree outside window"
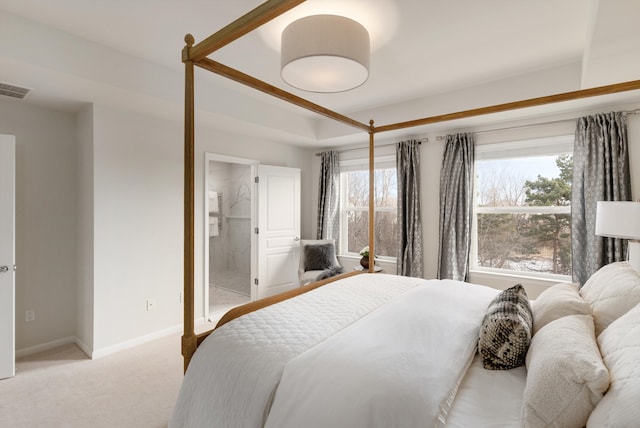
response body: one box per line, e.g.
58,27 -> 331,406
342,168 -> 398,258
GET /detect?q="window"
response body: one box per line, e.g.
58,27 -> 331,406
339,156 -> 397,259
472,135 -> 573,278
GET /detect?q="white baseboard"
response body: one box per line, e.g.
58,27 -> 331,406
15,336 -> 76,358
90,324 -> 184,359
90,318 -> 206,359
75,337 -> 92,358
16,318 -> 208,360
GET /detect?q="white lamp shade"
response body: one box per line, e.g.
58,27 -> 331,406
281,15 -> 370,93
595,201 -> 640,239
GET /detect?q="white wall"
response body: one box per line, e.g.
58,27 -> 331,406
86,104 -> 314,355
90,104 -> 184,354
581,0 -> 640,88
76,104 -> 94,352
0,99 -> 78,351
69,100 -> 311,357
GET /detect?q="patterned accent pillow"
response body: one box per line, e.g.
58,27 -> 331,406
478,284 -> 533,370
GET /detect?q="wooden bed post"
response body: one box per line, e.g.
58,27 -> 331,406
368,120 -> 375,273
182,34 -> 197,373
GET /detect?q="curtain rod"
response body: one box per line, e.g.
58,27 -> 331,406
435,117 -> 576,140
314,139 -> 424,156
434,108 -> 640,141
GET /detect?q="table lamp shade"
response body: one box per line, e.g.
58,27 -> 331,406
595,201 -> 640,240
596,201 -> 640,272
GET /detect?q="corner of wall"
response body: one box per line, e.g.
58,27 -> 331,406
75,103 -> 95,353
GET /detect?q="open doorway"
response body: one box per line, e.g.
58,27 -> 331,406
204,153 -> 257,323
204,155 -> 302,323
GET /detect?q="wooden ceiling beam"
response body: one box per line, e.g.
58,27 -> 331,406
188,0 -> 305,61
374,79 -> 640,134
196,58 -> 371,132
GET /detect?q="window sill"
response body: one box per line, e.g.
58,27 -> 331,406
338,254 -> 397,263
468,269 -> 571,299
470,268 -> 570,283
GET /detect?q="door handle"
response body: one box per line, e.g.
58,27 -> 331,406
0,266 -> 8,273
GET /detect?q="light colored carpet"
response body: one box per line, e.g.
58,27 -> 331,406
0,302 -> 244,428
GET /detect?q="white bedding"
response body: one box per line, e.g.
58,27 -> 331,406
446,354 -> 526,427
170,274 -> 527,428
170,274 -> 423,428
264,280 -> 499,428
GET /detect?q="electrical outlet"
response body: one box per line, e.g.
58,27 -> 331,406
25,309 -> 35,322
179,292 -> 183,303
146,298 -> 156,311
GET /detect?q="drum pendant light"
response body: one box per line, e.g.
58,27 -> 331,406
281,15 -> 370,93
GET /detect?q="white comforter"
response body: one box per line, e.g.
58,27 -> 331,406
170,274 -> 502,428
170,274 -> 423,428
264,279 -> 499,428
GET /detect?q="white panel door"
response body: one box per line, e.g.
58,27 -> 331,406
0,135 -> 15,379
256,165 -> 300,299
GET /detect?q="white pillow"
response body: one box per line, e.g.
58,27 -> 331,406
532,282 -> 591,334
579,261 -> 640,336
587,303 -> 640,427
522,314 -> 609,428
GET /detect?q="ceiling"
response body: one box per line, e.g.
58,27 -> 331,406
1,0 -> 639,147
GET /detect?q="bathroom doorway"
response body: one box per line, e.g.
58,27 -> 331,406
205,154 -> 257,322
204,154 -> 301,323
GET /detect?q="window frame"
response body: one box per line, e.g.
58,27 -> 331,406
470,135 -> 574,281
338,155 -> 397,261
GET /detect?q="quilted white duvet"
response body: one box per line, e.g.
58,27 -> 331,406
169,274 -> 503,428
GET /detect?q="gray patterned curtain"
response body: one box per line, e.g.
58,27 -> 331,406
437,133 -> 475,281
396,140 -> 423,277
572,112 -> 631,285
316,151 -> 340,246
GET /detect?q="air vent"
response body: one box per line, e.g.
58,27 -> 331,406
0,82 -> 31,100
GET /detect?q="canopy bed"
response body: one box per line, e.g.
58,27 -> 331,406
175,1 -> 640,426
